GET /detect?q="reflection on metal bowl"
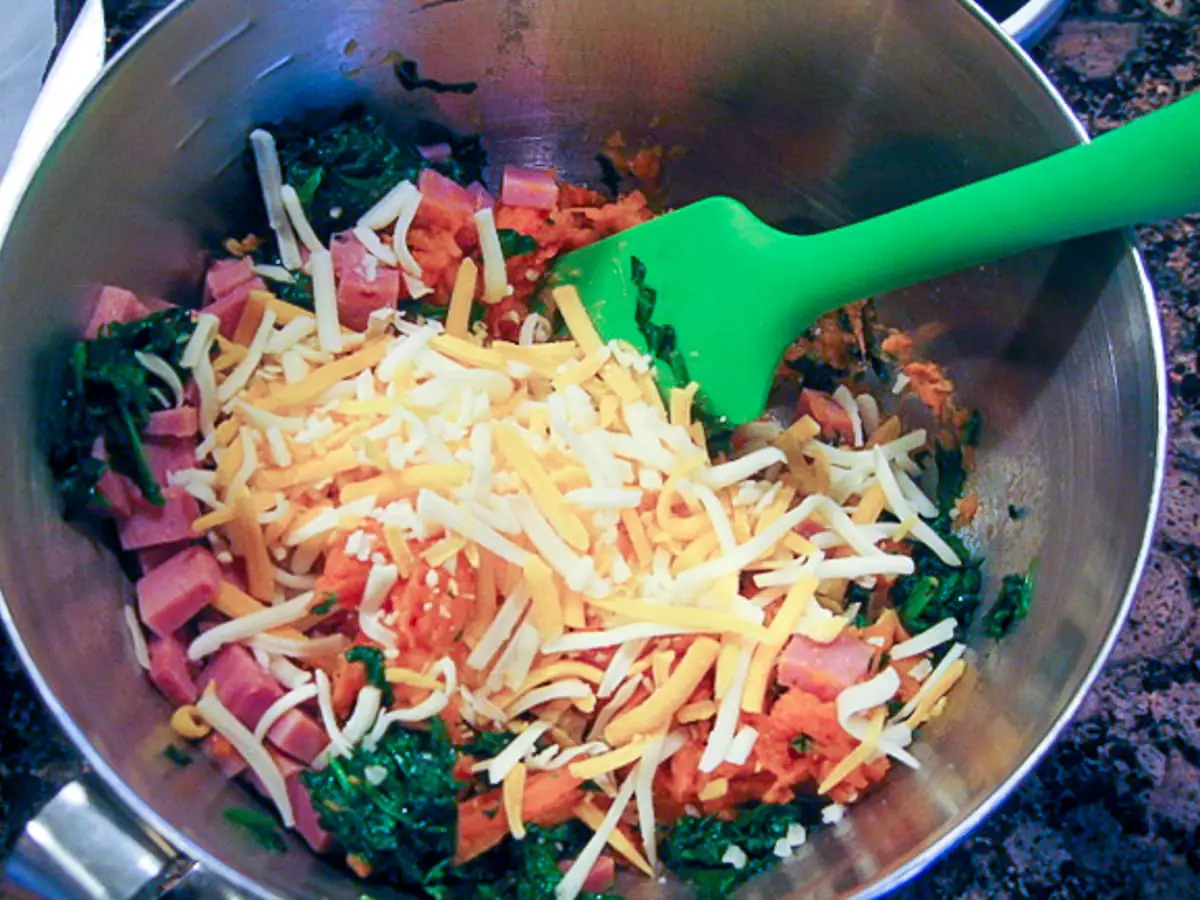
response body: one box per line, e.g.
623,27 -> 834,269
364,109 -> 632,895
0,0 -> 1164,898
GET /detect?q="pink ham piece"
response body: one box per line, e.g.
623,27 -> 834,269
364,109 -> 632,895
777,634 -> 876,702
416,168 -> 475,226
117,488 -> 200,550
330,231 -> 401,331
198,644 -> 284,730
466,181 -> 494,211
90,438 -> 136,516
136,545 -> 221,637
138,541 -> 192,576
798,389 -> 855,444
559,854 -> 616,893
246,753 -> 335,853
267,710 -> 327,766
201,733 -> 248,779
501,166 -> 558,211
84,286 -> 150,339
148,635 -> 199,705
203,258 -> 267,338
417,143 -> 452,163
143,436 -> 196,486
146,406 -> 199,438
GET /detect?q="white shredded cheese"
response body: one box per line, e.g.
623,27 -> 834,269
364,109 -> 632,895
124,606 -> 149,669
700,641 -> 753,772
891,617 -> 957,660
249,129 -> 302,270
135,351 -> 185,408
280,184 -> 325,254
556,771 -> 638,900
186,591 -> 314,661
253,682 -> 319,742
474,208 -> 508,303
310,248 -> 342,354
181,312 -> 221,369
218,309 -> 277,402
197,688 -> 294,827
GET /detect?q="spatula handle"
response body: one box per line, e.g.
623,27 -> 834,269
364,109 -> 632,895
794,90 -> 1200,314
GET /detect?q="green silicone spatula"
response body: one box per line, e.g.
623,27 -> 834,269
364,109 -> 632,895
552,91 -> 1200,427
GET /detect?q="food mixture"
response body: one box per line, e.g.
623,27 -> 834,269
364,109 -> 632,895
51,111 -> 1033,899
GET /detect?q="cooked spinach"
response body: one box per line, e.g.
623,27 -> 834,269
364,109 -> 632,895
452,822 -> 617,900
960,409 -> 983,447
274,272 -> 315,310
982,560 -> 1037,640
311,593 -> 338,615
50,307 -> 195,514
272,110 -> 486,243
393,59 -> 478,95
304,724 -> 610,897
660,797 -> 825,899
892,531 -> 983,639
596,153 -> 622,198
224,807 -> 287,853
784,354 -> 847,394
303,721 -> 460,889
163,744 -> 193,767
933,443 -> 968,528
498,228 -> 538,258
457,729 -> 517,759
345,645 -> 393,704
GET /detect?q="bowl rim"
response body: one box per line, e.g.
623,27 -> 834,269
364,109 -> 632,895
0,1 -> 1167,897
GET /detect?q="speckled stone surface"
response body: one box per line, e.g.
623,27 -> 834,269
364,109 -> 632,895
1,0 -> 1198,896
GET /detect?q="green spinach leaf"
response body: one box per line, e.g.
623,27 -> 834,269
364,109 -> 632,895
224,807 -> 287,853
982,560 -> 1037,640
345,645 -> 393,704
50,307 -> 195,515
660,797 -> 825,899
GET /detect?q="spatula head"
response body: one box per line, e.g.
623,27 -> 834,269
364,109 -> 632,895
550,196 -> 811,427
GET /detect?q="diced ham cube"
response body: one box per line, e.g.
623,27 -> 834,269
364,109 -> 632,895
201,732 -> 248,779
96,469 -> 136,516
198,645 -> 284,730
417,143 -> 452,163
148,635 -> 199,705
416,168 -> 475,231
117,489 -> 200,550
798,389 -> 855,444
204,258 -> 267,338
267,710 -> 327,766
143,436 -> 197,486
246,753 -> 335,854
89,438 -> 137,516
146,407 -> 199,438
290,772 -> 335,854
136,546 -> 221,637
84,286 -> 150,339
777,634 -> 876,702
466,181 -> 494,211
500,166 -> 559,211
559,854 -> 616,893
138,541 -> 192,575
330,231 -> 400,331
205,277 -> 268,339
205,257 -> 257,300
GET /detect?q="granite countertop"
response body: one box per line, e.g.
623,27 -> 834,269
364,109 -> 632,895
2,0 -> 1198,896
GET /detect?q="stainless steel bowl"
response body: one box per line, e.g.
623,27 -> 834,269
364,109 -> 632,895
0,1 -> 1165,898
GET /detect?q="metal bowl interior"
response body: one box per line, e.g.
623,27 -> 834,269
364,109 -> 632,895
0,0 -> 1164,898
